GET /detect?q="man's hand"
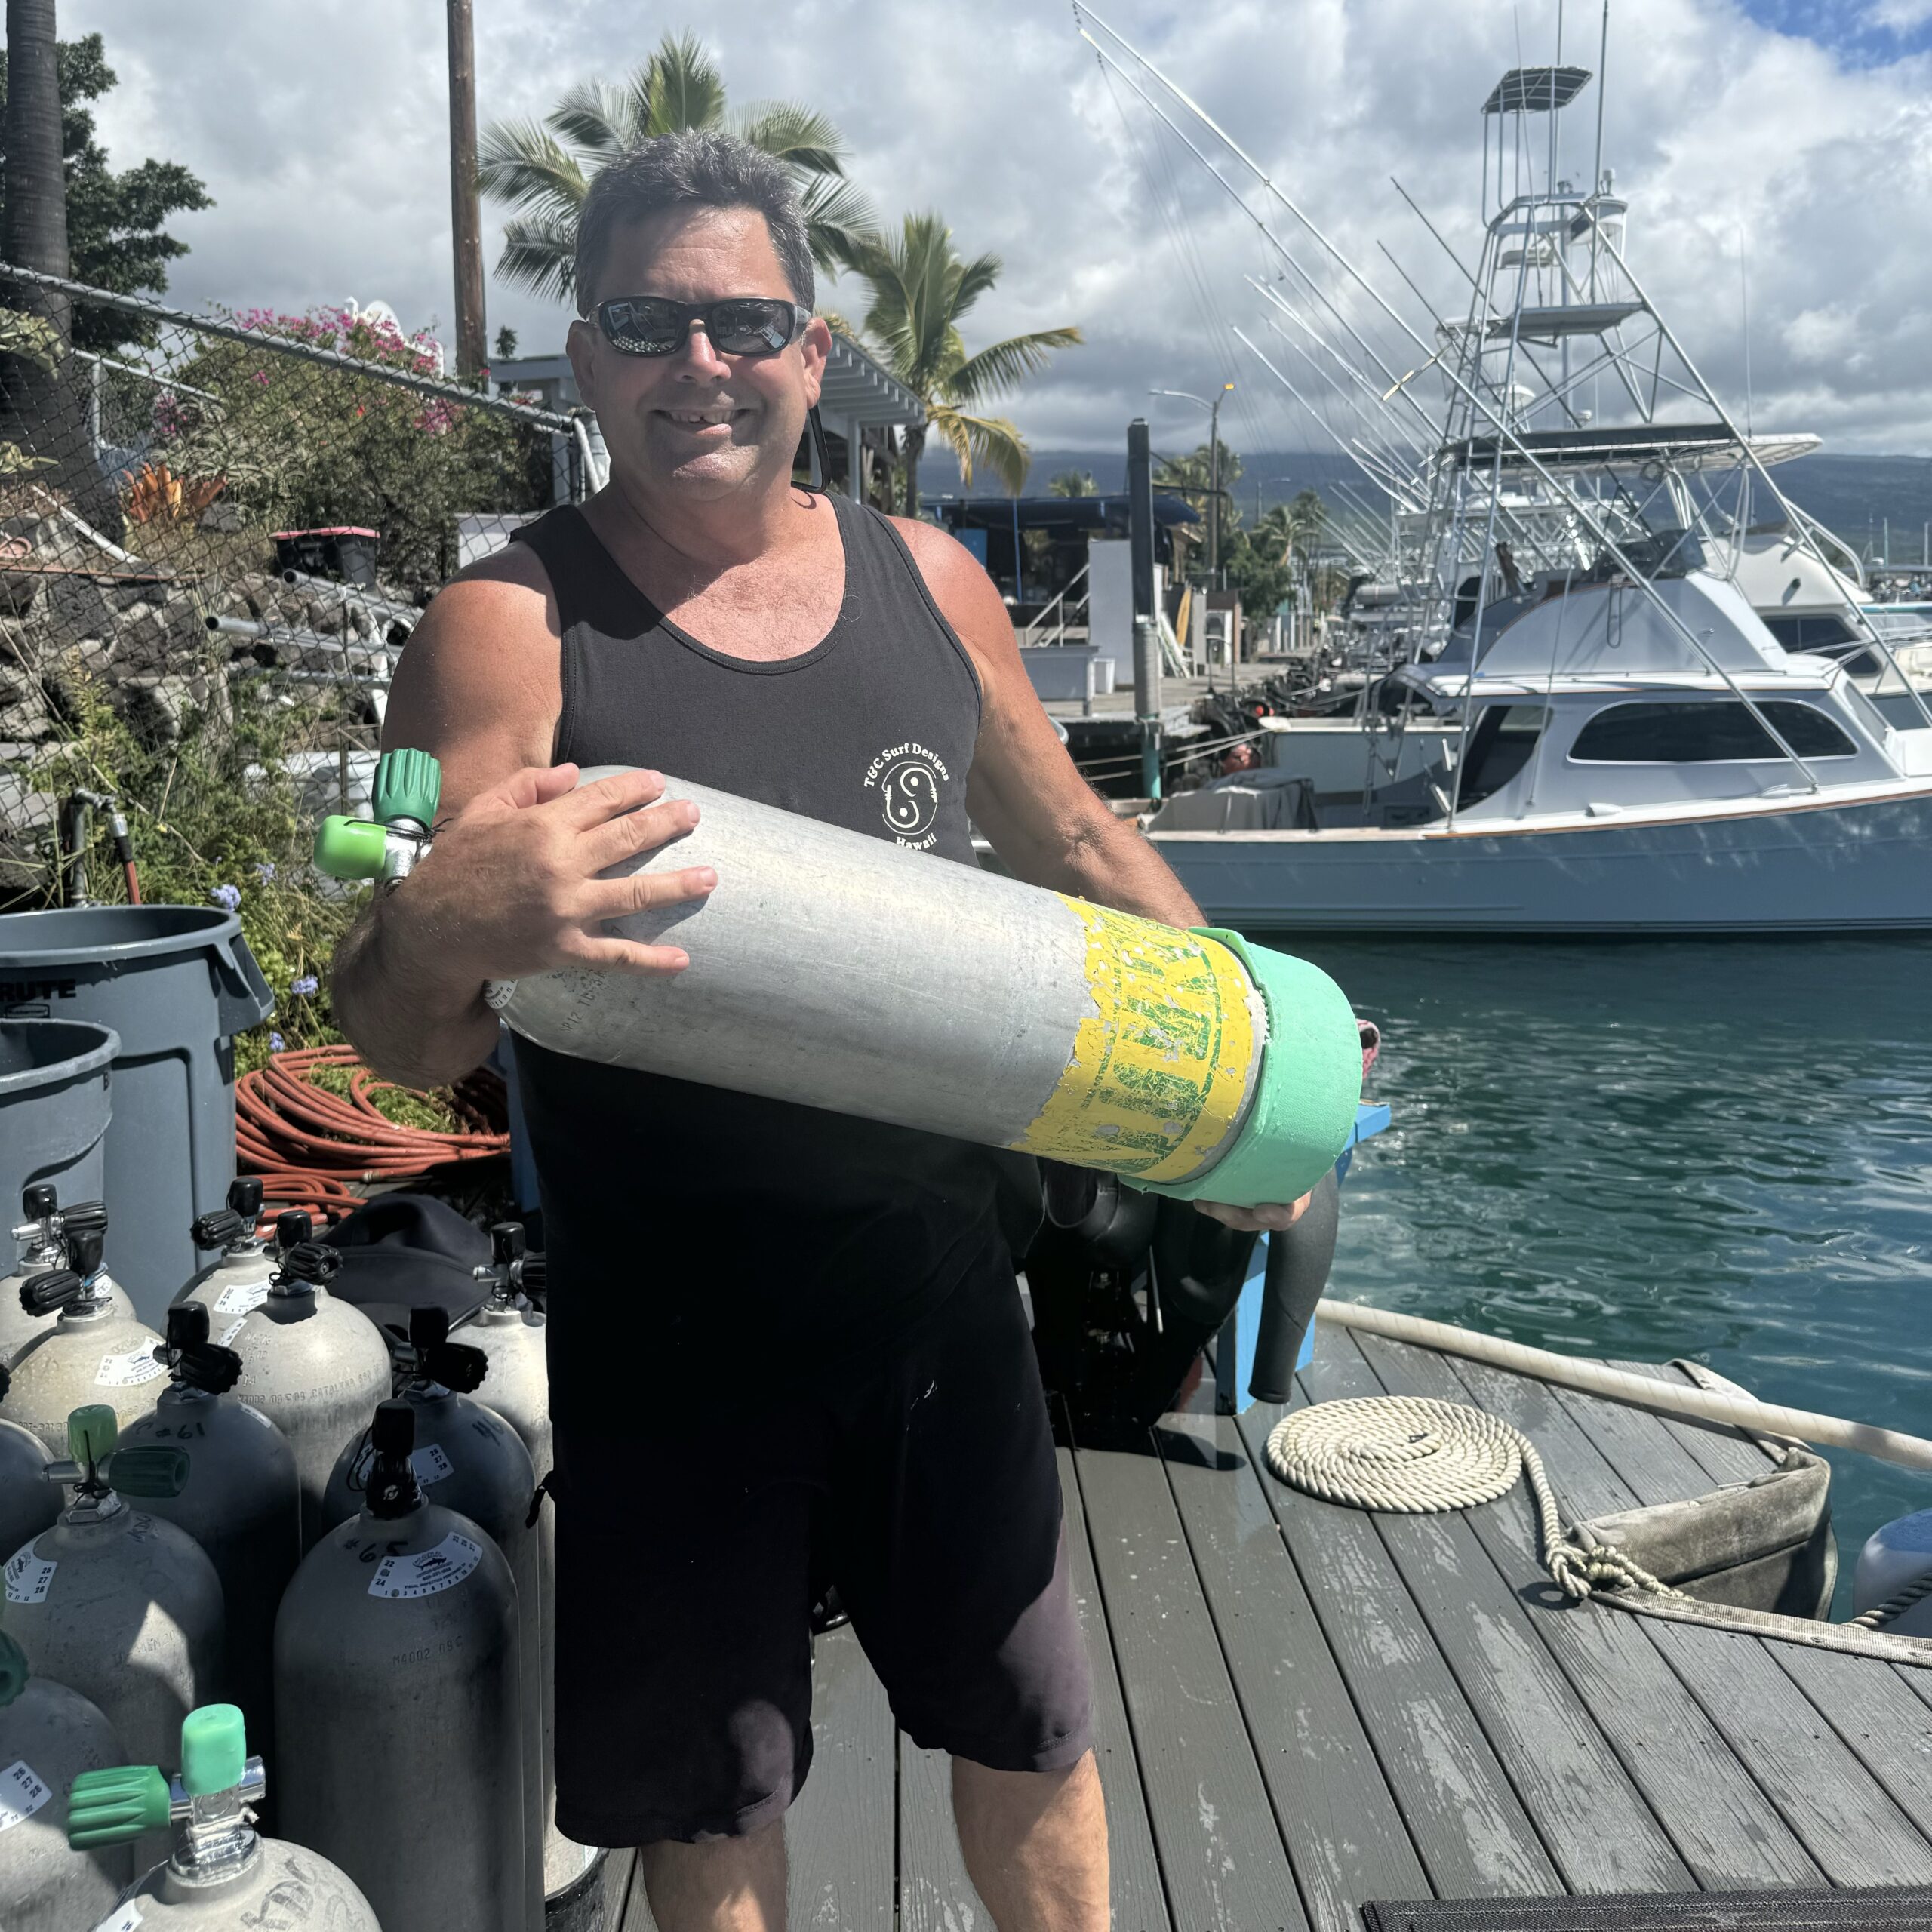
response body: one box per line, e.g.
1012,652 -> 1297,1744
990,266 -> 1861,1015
380,763 -> 716,992
1195,1193 -> 1314,1234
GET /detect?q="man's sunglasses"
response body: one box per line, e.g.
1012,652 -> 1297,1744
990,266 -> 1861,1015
595,295 -> 814,358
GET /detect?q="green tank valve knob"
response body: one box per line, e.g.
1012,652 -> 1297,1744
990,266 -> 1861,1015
180,1703 -> 247,1796
374,747 -> 441,829
107,1444 -> 190,1500
67,1763 -> 172,1848
314,815 -> 389,882
0,1631 -> 28,1708
66,1404 -> 116,1466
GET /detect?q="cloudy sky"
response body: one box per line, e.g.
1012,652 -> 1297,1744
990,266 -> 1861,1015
57,0 -> 1932,463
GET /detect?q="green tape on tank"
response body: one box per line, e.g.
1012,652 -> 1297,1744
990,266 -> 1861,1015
1133,930 -> 1361,1209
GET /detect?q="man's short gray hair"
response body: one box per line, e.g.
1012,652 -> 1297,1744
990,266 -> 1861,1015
574,131 -> 815,315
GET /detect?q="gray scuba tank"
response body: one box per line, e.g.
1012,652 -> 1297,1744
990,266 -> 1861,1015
0,1363 -> 59,1560
116,1306 -> 300,1792
69,1703 -> 382,1930
2,1229 -> 168,1454
219,1226 -> 390,1549
175,1180 -> 278,1341
323,1304 -> 545,1927
4,1406 -> 224,1870
467,1223 -> 591,1900
0,1187 -> 133,1368
0,1610 -> 131,1932
276,1399 -> 523,1932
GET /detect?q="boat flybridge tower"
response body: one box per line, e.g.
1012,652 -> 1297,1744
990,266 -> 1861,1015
1409,52 -> 1841,667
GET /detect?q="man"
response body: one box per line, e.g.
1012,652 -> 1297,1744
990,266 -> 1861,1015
332,131 -> 1303,1932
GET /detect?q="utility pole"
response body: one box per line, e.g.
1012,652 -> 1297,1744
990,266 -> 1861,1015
446,0 -> 487,377
1127,417 -> 1162,801
1208,380 -> 1232,580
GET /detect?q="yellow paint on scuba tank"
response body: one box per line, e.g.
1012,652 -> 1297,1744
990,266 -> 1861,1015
1011,899 -> 1259,1182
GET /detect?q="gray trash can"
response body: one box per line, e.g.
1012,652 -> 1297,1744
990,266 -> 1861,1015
0,1017 -> 118,1212
0,907 -> 274,1322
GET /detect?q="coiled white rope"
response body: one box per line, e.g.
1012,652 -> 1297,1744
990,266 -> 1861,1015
1263,1395 -> 1684,1602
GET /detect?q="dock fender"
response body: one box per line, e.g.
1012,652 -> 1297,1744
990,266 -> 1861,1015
1569,1446 -> 1836,1620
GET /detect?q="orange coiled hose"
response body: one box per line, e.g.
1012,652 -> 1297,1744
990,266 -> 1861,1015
237,1043 -> 510,1197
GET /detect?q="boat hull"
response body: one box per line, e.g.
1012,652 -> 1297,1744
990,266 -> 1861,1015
1153,788 -> 1932,933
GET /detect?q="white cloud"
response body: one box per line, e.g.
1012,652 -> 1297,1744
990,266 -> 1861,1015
54,0 -> 1932,456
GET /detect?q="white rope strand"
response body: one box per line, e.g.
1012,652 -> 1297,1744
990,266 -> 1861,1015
1263,1395 -> 1683,1601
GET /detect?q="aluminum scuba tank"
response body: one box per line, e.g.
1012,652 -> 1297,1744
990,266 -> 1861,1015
276,1399 -> 523,1932
468,1223 -> 591,1900
218,1226 -> 390,1549
175,1180 -> 277,1343
0,1363 -> 60,1560
116,1306 -> 301,1791
0,1608 -> 131,1931
4,1407 -> 224,1869
69,1703 -> 381,1930
323,1303 -> 545,1925
317,749 -> 1364,1211
2,1229 -> 168,1454
0,1186 -> 133,1367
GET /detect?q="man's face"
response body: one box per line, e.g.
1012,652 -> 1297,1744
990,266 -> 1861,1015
567,205 -> 829,503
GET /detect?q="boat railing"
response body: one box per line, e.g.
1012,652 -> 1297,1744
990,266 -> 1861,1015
1020,562 -> 1091,650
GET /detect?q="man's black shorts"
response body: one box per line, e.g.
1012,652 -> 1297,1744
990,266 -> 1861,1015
549,1250 -> 1094,1846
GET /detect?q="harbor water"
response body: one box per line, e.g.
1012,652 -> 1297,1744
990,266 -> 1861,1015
1287,935 -> 1932,1616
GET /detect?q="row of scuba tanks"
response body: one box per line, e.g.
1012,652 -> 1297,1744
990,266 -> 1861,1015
0,1179 -> 565,1932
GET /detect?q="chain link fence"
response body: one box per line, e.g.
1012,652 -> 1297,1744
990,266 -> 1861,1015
0,261 -> 588,1060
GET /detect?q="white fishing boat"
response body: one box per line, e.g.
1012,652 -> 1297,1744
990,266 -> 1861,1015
1115,37 -> 1932,931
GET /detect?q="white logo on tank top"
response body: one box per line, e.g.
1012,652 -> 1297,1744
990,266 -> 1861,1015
862,742 -> 950,850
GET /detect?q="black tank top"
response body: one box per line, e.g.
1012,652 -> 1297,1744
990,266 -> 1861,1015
508,492 -> 1038,1428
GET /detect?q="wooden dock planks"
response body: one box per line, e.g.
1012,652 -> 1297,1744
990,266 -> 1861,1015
605,1328 -> 1932,1931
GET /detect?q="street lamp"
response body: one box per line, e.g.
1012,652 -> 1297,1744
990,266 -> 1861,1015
1149,382 -> 1235,577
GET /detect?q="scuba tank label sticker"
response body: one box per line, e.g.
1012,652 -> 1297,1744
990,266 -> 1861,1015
91,1906 -> 142,1932
218,1318 -> 247,1348
3,1546 -> 54,1604
411,1443 -> 455,1486
94,1349 -> 166,1389
1012,900 -> 1257,1183
214,1281 -> 269,1315
0,1758 -> 51,1829
369,1531 -> 483,1600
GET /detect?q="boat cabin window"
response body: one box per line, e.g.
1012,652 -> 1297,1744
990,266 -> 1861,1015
1761,614 -> 1857,653
1568,700 -> 1857,764
1455,703 -> 1549,806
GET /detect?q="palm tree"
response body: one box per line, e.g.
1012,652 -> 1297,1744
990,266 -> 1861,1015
841,212 -> 1080,510
1047,469 -> 1097,497
477,31 -> 877,306
1,0 -> 118,532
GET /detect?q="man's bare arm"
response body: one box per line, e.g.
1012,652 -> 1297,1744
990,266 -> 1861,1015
329,548 -> 713,1089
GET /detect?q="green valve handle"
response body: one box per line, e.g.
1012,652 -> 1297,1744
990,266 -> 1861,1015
68,1763 -> 171,1848
66,1404 -> 116,1466
313,814 -> 390,882
374,747 -> 441,829
106,1445 -> 190,1500
181,1703 -> 247,1796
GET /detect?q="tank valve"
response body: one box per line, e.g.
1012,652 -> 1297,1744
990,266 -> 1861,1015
313,746 -> 441,886
158,1304 -> 244,1396
70,1703 -> 266,1877
20,1228 -> 111,1316
39,1405 -> 186,1509
365,1397 -> 426,1518
386,1304 -> 488,1394
271,1238 -> 341,1297
11,1190 -> 106,1272
191,1178 -> 267,1254
472,1220 -> 546,1309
